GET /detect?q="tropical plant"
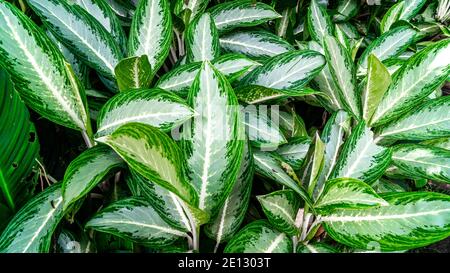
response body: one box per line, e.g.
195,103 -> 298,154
0,0 -> 449,254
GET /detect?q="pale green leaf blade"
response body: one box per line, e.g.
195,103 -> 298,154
307,0 -> 334,43
333,0 -> 359,22
380,1 -> 404,33
276,137 -> 311,170
185,13 -> 220,63
114,55 -> 153,91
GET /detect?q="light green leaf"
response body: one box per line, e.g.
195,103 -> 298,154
376,96 -> 450,142
62,145 -> 124,210
296,242 -> 337,253
333,0 -> 359,22
301,133 -> 325,197
240,50 -> 326,91
210,0 -> 280,33
392,144 -> 450,184
185,13 -> 220,63
361,54 -> 391,122
235,85 -> 319,105
323,35 -> 361,119
330,121 -> 392,185
370,39 -> 450,127
128,0 -> 172,72
0,184 -> 64,253
315,178 -> 388,213
277,110 -> 308,138
276,137 -> 311,170
307,0 -> 334,43
380,1 -> 404,33
181,61 -> 244,216
399,0 -> 428,21
257,190 -> 300,236
97,123 -> 198,206
372,178 -> 406,194
27,0 -> 123,80
96,88 -> 194,137
174,0 -> 209,23
114,55 -> 153,91
321,192 -> 450,251
85,197 -> 187,246
0,2 -> 89,131
224,220 -> 292,253
421,137 -> 450,151
220,30 -> 294,58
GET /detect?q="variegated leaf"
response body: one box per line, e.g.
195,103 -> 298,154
307,0 -> 334,43
185,13 -> 220,63
276,137 -> 311,170
114,55 -> 153,91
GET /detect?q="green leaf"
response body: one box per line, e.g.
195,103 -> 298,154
27,0 -> 123,80
185,13 -> 220,63
277,110 -> 308,138
372,178 -> 405,194
296,242 -> 337,253
174,0 -> 209,23
128,0 -> 172,72
220,30 -> 294,58
330,121 -> 392,185
205,140 -> 254,245
73,0 -> 127,53
96,88 -> 194,137
301,133 -> 325,196
85,197 -> 187,247
0,184 -> 64,253
376,96 -> 450,142
126,169 -> 208,233
307,0 -> 334,43
361,54 -> 391,122
253,151 -> 313,207
209,0 -> 281,33
320,192 -> 450,251
315,178 -> 388,213
276,137 -> 311,170
0,69 -> 40,211
257,190 -> 300,236
0,2 -> 89,131
333,0 -> 359,22
323,35 -> 361,118
114,55 -> 153,91
399,0 -> 427,22
181,61 -> 244,216
357,26 -> 417,75
235,85 -> 319,105
421,137 -> 450,151
62,145 -> 124,210
392,144 -> 450,184
240,50 -> 326,91
370,38 -> 450,127
224,220 -> 292,253
97,123 -> 198,206
242,106 -> 287,150
156,54 -> 258,96
380,1 -> 404,34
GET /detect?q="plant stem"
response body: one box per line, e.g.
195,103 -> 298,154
176,197 -> 199,252
81,131 -> 94,148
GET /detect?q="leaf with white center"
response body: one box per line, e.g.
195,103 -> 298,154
156,54 -> 259,96
174,0 -> 209,23
85,197 -> 187,246
361,54 -> 391,122
240,50 -> 326,91
128,0 -> 172,72
181,61 -> 244,216
357,26 -> 417,75
333,0 -> 359,22
96,88 -> 194,137
330,121 -> 392,185
97,123 -> 198,206
277,110 -> 308,139
27,0 -> 123,80
235,85 -> 320,105
126,169 -> 209,232
301,133 -> 325,196
209,0 -> 280,33
224,220 -> 292,253
380,1 -> 404,33
321,192 -> 450,251
307,0 -> 334,43
253,151 -> 313,207
0,2 -> 89,131
370,39 -> 450,127
205,140 -> 254,246
242,106 -> 287,150
315,178 -> 388,213
185,13 -> 220,63
392,144 -> 450,184
315,110 -> 351,198
114,55 -> 153,91
373,178 -> 406,194
72,0 -> 127,52
323,35 -> 361,119
297,242 -> 337,253
308,41 -> 343,111
62,145 -> 124,210
220,30 -> 294,58
399,0 -> 427,21
0,184 -> 64,253
257,190 -> 300,236
276,137 -> 311,170
376,96 -> 450,142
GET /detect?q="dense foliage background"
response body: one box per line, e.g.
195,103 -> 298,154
0,0 -> 449,253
